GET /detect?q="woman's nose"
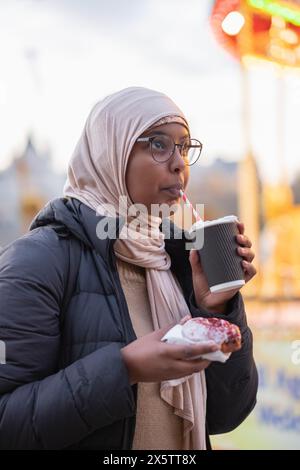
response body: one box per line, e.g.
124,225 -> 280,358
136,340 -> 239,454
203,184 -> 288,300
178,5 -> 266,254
169,146 -> 186,173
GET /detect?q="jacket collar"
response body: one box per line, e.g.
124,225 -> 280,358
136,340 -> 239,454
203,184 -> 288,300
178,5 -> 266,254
30,197 -> 190,268
78,199 -> 189,265
67,198 -> 191,270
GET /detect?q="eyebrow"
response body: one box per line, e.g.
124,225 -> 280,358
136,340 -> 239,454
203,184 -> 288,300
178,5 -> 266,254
141,130 -> 190,141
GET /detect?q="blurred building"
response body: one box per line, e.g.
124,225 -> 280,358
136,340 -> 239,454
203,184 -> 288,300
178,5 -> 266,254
0,137 -> 65,247
188,157 -> 240,219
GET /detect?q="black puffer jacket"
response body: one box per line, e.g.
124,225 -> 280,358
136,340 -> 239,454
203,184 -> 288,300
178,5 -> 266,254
0,197 -> 258,449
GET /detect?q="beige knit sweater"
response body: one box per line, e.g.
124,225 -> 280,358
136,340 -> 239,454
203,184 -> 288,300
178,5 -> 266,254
116,258 -> 183,450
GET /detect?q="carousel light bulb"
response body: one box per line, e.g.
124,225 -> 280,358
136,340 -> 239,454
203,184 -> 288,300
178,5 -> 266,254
279,28 -> 298,45
221,11 -> 245,36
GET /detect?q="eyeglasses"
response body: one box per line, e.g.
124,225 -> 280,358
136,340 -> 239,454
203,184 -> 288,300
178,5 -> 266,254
136,134 -> 203,166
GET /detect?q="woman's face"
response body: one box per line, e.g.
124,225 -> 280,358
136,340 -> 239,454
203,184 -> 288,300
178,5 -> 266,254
126,122 -> 190,213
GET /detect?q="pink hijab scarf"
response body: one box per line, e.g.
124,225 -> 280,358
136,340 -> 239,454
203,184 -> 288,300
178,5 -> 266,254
63,87 -> 207,449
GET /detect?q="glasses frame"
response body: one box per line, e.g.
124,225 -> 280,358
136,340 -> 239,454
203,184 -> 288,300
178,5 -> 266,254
136,135 -> 203,166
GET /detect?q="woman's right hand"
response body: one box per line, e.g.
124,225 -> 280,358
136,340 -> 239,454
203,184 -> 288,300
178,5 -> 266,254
120,323 -> 220,385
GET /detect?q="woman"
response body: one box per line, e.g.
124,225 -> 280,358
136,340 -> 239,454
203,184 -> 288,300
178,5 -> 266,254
0,87 -> 258,450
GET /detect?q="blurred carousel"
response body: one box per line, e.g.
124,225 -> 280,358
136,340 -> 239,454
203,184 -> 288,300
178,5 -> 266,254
210,0 -> 300,450
211,0 -> 300,300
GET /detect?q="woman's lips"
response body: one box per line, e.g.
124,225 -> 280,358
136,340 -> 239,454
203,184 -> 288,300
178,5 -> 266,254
161,184 -> 183,198
162,187 -> 181,198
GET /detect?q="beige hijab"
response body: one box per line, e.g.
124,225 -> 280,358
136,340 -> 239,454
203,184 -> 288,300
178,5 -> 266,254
63,87 -> 207,449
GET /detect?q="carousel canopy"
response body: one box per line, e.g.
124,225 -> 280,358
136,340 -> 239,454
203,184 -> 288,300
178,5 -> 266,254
211,0 -> 300,66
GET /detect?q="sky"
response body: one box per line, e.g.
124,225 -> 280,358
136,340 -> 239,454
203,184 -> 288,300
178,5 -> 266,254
0,0 -> 300,184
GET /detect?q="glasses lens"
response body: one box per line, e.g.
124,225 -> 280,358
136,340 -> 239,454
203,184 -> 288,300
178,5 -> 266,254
151,135 -> 173,162
186,139 -> 202,165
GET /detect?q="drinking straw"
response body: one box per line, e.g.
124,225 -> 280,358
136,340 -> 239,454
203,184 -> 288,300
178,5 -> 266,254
179,190 -> 203,222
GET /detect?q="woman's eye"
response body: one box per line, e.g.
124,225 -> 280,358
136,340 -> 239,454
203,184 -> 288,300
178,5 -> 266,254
153,139 -> 166,151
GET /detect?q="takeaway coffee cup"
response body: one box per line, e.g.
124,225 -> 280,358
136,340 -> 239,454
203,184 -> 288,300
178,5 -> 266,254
189,215 -> 245,293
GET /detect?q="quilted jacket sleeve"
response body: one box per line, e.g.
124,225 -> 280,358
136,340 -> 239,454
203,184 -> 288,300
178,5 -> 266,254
0,230 -> 135,449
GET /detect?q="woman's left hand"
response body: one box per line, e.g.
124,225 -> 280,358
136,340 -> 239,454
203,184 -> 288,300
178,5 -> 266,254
189,221 -> 257,314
